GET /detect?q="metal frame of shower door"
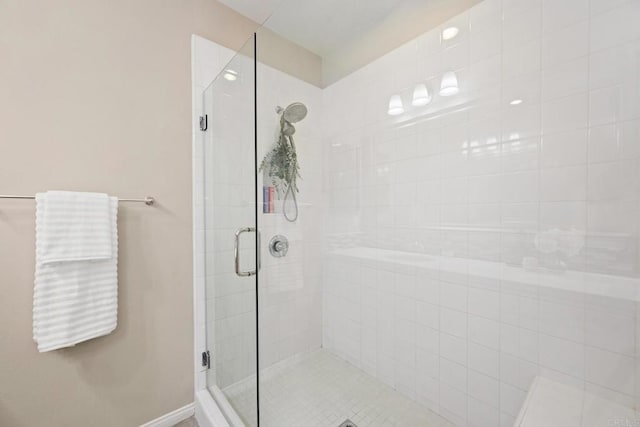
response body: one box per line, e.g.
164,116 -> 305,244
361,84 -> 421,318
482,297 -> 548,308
253,31 -> 261,427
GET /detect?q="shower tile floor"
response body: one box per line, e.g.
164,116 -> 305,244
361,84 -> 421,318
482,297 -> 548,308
224,349 -> 454,427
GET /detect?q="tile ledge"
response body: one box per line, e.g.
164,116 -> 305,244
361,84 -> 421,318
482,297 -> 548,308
515,376 -> 637,427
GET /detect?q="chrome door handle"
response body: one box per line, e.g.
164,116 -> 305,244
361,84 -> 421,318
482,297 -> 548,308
234,227 -> 260,277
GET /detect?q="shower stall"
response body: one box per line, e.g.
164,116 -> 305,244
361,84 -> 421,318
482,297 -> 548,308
196,0 -> 640,425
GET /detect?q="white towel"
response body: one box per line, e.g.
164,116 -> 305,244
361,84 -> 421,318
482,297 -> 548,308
33,192 -> 118,352
38,191 -> 112,263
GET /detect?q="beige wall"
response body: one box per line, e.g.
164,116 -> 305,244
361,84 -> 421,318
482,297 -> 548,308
0,1 -> 261,426
257,27 -> 323,87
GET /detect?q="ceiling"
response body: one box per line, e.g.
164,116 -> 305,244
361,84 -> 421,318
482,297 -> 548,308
219,0 -> 438,58
262,0 -> 407,58
217,0 -> 282,25
218,0 -> 483,86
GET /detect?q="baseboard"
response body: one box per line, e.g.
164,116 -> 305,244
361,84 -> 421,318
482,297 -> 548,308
140,403 -> 195,427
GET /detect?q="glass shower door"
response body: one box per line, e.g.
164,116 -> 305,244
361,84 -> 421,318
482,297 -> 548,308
202,36 -> 259,426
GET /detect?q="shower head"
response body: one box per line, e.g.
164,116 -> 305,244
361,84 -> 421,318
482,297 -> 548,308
282,121 -> 296,136
280,102 -> 308,123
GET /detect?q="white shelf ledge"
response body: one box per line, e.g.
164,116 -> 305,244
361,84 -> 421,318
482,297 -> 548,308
515,377 -> 638,427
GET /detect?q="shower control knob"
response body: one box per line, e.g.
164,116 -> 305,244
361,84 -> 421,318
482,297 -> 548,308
269,235 -> 289,258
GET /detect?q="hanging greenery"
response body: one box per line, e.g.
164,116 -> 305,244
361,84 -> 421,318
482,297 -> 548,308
259,124 -> 301,194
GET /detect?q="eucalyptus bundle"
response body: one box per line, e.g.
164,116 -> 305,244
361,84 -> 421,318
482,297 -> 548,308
259,128 -> 301,194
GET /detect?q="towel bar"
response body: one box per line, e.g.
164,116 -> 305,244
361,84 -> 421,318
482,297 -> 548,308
0,195 -> 155,206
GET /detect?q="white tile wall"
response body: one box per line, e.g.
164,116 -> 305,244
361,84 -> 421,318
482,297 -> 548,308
193,35 -> 324,392
255,58 -> 324,373
322,1 -> 640,426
